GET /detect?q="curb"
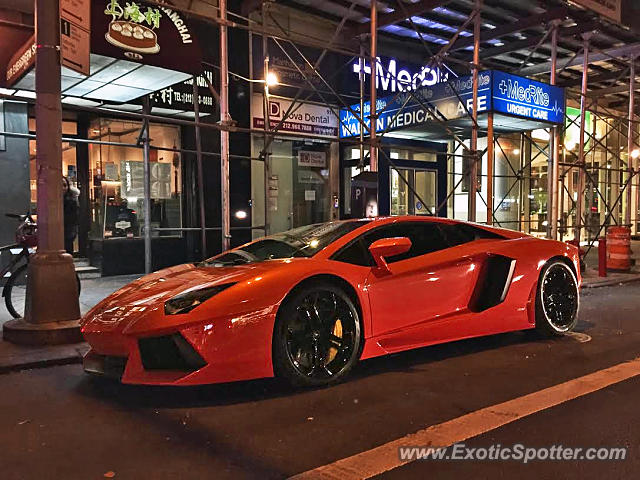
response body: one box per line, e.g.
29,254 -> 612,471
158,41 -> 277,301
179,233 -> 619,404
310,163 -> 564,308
582,275 -> 640,289
0,344 -> 88,374
0,354 -> 82,374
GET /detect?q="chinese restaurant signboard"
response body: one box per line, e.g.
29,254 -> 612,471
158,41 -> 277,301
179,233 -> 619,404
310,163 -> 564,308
145,70 -> 217,114
92,0 -> 202,73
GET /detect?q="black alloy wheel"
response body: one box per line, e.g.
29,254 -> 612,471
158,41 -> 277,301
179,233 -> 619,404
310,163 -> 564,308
273,282 -> 361,387
536,261 -> 579,336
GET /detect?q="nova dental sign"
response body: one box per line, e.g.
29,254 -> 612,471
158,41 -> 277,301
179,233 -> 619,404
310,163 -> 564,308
339,71 -> 565,138
352,57 -> 450,93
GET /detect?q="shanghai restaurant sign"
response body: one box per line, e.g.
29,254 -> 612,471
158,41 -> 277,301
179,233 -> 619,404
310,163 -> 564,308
338,71 -> 565,138
92,0 -> 202,73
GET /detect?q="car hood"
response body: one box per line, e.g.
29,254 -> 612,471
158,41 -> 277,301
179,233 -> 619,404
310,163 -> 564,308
84,259 -> 299,317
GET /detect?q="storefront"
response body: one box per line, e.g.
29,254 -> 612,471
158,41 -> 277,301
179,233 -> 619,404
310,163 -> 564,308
250,94 -> 340,237
1,0 -> 253,276
339,70 -> 567,237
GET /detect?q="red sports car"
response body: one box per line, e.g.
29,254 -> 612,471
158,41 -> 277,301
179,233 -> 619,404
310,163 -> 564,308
81,216 -> 581,387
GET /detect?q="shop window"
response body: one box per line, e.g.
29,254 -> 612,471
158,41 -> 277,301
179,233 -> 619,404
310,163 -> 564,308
88,118 -> 182,240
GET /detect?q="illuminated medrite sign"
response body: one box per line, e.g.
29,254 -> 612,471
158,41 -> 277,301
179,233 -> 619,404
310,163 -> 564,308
338,70 -> 566,139
352,57 -> 452,93
491,71 -> 565,124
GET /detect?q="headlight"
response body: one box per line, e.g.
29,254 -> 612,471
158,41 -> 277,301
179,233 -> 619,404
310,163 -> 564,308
164,283 -> 235,315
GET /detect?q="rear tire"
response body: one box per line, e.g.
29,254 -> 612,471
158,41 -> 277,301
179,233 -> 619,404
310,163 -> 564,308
535,261 -> 579,336
273,282 -> 362,387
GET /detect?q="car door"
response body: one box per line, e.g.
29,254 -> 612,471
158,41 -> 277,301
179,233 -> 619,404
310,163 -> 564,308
362,222 -> 477,339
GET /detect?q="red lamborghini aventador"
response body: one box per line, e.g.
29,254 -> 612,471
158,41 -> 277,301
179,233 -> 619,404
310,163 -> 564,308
81,216 -> 581,387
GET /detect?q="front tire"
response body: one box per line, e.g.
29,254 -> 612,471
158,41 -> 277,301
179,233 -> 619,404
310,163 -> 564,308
273,282 -> 362,387
535,261 -> 579,336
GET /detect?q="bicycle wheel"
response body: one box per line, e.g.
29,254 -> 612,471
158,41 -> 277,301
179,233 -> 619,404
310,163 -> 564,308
4,264 -> 27,319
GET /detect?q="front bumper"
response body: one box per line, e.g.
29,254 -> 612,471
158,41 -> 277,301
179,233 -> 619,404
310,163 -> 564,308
81,307 -> 278,386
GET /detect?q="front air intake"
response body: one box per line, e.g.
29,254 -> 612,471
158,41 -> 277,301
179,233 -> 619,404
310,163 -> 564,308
138,334 -> 206,371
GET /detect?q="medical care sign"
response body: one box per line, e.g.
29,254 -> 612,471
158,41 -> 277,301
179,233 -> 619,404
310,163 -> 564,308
339,71 -> 491,138
491,71 -> 565,124
339,71 -> 565,138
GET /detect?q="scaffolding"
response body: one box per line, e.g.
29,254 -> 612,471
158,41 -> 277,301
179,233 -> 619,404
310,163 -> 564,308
3,0 -> 640,272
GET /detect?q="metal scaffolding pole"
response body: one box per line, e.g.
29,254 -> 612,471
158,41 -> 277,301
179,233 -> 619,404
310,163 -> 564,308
626,56 -> 636,229
487,111 -> 494,225
262,1 -> 271,235
193,78 -> 207,259
549,21 -> 560,239
469,0 -> 481,222
369,0 -> 378,172
359,42 -> 366,168
576,33 -> 592,243
220,0 -> 231,251
143,97 -> 152,273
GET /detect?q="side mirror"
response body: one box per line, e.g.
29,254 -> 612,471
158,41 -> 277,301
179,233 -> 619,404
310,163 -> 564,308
368,237 -> 412,273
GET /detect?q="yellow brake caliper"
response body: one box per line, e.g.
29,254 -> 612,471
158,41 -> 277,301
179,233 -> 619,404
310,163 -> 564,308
327,319 -> 343,363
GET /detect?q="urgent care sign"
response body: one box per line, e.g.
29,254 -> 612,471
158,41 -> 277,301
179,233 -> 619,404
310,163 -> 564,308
252,94 -> 338,138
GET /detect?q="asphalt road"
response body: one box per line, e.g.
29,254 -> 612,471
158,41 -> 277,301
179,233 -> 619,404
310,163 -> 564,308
1,284 -> 640,479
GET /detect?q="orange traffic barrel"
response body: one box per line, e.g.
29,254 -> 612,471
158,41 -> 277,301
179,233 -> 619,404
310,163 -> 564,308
607,226 -> 631,272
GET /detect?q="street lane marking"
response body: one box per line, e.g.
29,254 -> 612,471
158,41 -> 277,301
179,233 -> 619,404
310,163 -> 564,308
290,357 -> 640,479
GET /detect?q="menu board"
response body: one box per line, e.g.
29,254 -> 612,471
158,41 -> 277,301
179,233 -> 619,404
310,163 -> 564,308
120,160 -> 172,199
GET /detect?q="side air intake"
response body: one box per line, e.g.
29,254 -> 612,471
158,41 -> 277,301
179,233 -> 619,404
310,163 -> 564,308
468,255 -> 516,312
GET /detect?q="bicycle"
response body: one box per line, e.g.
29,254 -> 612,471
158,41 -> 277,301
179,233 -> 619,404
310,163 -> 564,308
1,213 -> 81,319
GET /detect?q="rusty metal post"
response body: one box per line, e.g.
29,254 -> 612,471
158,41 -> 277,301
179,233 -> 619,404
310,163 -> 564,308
575,34 -> 592,243
4,0 -> 81,344
549,20 -> 560,239
143,97 -> 152,273
262,1 -> 271,235
359,41 -> 366,168
468,0 -> 481,222
626,56 -> 635,230
193,78 -> 207,259
486,111 -> 494,225
220,0 -> 231,251
369,0 -> 378,173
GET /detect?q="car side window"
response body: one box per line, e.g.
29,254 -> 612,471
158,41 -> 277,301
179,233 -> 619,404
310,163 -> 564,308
362,223 -> 449,264
438,223 -> 476,247
332,239 -> 372,267
438,223 -> 503,247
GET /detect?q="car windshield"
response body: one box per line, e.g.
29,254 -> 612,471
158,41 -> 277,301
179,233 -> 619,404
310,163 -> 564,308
203,221 -> 367,266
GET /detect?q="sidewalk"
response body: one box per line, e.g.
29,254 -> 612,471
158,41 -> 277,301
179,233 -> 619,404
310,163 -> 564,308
581,239 -> 640,288
0,274 -> 139,373
581,268 -> 640,288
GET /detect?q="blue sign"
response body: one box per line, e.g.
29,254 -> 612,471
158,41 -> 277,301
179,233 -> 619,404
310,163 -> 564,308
338,70 -> 565,139
491,71 -> 565,125
339,71 -> 492,138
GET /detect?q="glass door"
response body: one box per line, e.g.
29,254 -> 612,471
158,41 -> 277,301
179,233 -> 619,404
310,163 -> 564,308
390,168 -> 437,216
